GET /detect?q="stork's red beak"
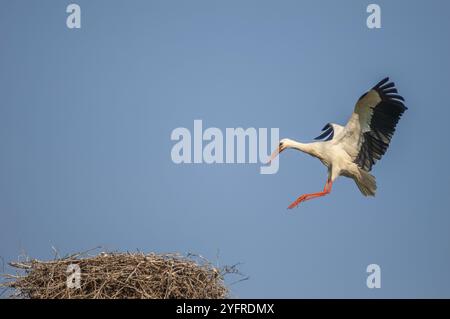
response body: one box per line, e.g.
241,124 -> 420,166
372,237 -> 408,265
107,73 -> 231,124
267,144 -> 285,164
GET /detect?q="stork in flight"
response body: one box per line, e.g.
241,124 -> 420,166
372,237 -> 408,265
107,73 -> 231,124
269,77 -> 407,209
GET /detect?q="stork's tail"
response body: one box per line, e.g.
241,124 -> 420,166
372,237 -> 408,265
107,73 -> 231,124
355,169 -> 377,196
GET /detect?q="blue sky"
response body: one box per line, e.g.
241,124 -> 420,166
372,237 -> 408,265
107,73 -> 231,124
1,0 -> 450,298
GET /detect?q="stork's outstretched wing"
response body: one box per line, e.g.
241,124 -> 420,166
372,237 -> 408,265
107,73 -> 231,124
341,77 -> 407,171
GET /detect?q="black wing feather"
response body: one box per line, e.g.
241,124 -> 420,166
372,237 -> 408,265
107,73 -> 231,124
354,77 -> 407,171
314,123 -> 334,141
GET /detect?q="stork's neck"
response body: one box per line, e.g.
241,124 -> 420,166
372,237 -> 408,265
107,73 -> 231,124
285,139 -> 318,157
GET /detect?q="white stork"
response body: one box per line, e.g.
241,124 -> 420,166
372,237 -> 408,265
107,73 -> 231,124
269,77 -> 407,209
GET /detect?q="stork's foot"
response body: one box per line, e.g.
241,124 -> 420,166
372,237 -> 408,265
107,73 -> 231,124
287,193 -> 320,208
287,180 -> 333,209
288,195 -> 308,209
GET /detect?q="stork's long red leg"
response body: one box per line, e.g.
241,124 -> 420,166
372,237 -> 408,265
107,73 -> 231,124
288,180 -> 333,209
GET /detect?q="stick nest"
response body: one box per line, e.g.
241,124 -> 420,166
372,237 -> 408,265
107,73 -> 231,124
1,251 -> 231,299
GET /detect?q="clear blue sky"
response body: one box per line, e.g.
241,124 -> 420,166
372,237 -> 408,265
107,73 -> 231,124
1,0 -> 450,298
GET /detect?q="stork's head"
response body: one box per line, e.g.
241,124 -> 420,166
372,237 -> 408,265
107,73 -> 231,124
268,138 -> 291,163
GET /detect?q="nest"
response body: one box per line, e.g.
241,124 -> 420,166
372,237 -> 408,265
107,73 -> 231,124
1,251 -> 232,299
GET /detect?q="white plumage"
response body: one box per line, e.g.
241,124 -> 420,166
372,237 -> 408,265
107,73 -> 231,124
269,77 -> 407,208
